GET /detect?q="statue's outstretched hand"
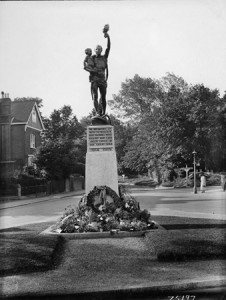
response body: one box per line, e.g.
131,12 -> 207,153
103,24 -> 109,38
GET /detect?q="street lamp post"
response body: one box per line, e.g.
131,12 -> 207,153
192,150 -> 197,194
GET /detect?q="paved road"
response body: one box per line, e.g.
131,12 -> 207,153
131,186 -> 226,220
0,194 -> 83,229
0,187 -> 225,229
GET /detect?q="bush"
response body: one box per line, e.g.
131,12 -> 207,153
161,181 -> 174,187
174,177 -> 194,188
206,174 -> 221,186
134,178 -> 158,187
188,172 -> 222,187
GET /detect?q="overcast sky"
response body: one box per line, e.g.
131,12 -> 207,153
0,0 -> 225,120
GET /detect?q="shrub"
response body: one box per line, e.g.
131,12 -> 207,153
134,179 -> 158,187
161,181 -> 174,187
206,174 -> 221,186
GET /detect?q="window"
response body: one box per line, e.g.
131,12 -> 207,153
30,134 -> 36,148
32,108 -> 37,123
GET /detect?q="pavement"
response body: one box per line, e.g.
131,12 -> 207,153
1,187 -> 226,299
0,189 -> 85,210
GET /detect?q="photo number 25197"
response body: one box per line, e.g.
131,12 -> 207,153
168,296 -> 196,300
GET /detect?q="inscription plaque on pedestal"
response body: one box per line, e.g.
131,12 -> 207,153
87,126 -> 114,152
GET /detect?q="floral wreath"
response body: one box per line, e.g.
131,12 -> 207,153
87,185 -> 122,213
54,185 -> 158,233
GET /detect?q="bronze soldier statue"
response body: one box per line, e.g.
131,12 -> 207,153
84,25 -> 110,118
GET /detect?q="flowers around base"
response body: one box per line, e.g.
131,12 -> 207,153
53,185 -> 157,233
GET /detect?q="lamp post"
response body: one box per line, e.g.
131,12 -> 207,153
192,150 -> 197,194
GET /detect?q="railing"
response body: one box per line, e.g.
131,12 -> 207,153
0,177 -> 84,198
20,184 -> 48,196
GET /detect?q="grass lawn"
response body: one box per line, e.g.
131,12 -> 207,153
119,176 -> 158,188
146,228 -> 226,261
151,216 -> 226,261
0,216 -> 225,278
0,222 -> 65,276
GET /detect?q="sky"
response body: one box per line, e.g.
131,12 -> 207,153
0,0 -> 226,121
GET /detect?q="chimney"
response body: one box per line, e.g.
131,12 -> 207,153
0,94 -> 12,161
0,95 -> 11,122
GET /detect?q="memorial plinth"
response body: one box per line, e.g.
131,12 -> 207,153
85,125 -> 118,195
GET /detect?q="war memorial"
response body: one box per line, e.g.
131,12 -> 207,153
42,25 -> 157,237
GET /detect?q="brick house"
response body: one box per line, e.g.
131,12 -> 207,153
0,95 -> 45,179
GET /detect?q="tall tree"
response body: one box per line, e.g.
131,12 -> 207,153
43,105 -> 83,140
109,114 -> 135,172
108,74 -> 163,122
109,73 -> 226,175
35,105 -> 86,179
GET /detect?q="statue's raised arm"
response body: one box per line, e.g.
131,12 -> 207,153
103,24 -> 110,59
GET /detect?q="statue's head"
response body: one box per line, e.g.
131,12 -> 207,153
95,45 -> 102,56
85,48 -> 92,56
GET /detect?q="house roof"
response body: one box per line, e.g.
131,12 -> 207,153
11,100 -> 37,123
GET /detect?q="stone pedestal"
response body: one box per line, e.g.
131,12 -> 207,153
85,125 -> 118,195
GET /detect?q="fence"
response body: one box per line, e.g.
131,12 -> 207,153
0,176 -> 84,198
17,180 -> 65,197
20,184 -> 48,196
47,180 -> 66,194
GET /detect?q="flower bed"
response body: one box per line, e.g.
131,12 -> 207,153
52,185 -> 157,234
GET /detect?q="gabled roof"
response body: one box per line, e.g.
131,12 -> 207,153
11,100 -> 37,123
11,100 -> 45,130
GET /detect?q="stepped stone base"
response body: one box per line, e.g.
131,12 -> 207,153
41,225 -> 154,239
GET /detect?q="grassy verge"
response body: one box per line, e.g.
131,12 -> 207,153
153,215 -> 226,226
146,216 -> 226,262
0,222 -> 65,276
119,176 -> 158,188
0,216 -> 225,277
147,228 -> 226,261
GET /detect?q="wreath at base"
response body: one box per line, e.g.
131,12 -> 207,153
54,185 -> 158,233
86,185 -> 123,213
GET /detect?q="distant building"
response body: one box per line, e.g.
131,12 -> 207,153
0,94 -> 45,179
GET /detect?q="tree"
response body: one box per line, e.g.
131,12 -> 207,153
109,73 -> 226,177
141,82 -> 225,171
35,139 -> 84,179
109,74 -> 191,174
43,105 -> 83,140
108,74 -> 163,122
205,91 -> 226,170
108,114 -> 136,173
159,72 -> 190,93
35,105 -> 86,179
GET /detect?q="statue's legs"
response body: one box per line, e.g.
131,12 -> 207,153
99,84 -> 107,116
91,82 -> 99,115
98,96 -> 103,115
91,80 -> 107,116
